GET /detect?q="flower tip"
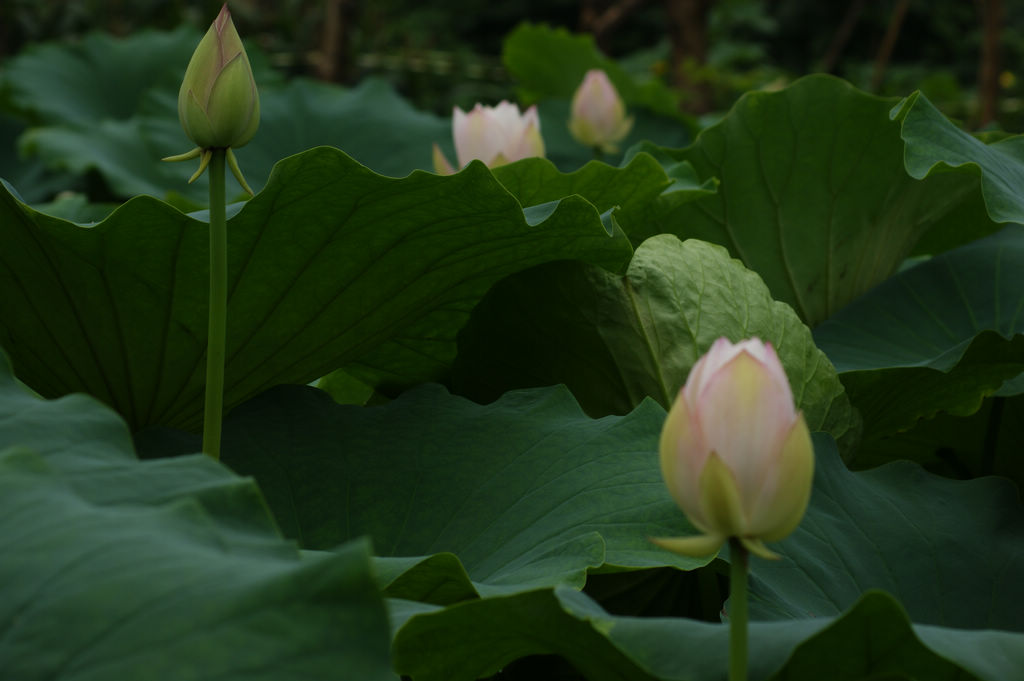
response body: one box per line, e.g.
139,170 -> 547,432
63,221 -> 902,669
216,3 -> 232,30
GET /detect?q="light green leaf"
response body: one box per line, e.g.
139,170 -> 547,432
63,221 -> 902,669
452,235 -> 860,452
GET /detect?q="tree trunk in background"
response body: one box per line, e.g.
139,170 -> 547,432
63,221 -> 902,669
821,0 -> 866,74
976,0 -> 1004,128
665,0 -> 714,113
870,0 -> 910,93
580,0 -> 647,51
318,0 -> 351,83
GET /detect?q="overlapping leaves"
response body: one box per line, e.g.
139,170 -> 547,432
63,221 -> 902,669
451,235 -> 860,452
815,225 -> 1024,442
2,29 -> 1024,680
0,146 -> 632,430
0,351 -> 395,681
140,380 -> 1024,681
617,75 -> 980,326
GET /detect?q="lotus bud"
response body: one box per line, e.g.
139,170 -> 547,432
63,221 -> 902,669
652,337 -> 814,560
568,69 -> 634,153
163,3 -> 258,193
433,101 -> 545,174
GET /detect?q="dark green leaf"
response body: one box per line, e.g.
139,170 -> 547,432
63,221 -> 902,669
813,225 -> 1024,441
4,27 -> 202,126
893,90 -> 1024,225
621,75 -> 977,326
747,434 -> 1024,634
393,586 -> 1018,681
0,147 -> 631,430
208,383 -> 708,597
0,351 -> 395,681
21,77 -> 453,202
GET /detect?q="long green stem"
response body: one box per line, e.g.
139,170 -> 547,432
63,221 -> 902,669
729,538 -> 749,681
202,148 -> 228,460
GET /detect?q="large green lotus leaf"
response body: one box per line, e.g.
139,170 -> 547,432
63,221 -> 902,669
0,113 -> 77,204
137,380 -> 1024,678
0,146 -> 631,431
19,116 -> 198,199
236,77 -> 452,181
894,89 -> 1024,227
0,343 -> 282,540
619,75 -> 978,326
190,384 -> 1022,631
746,434 -> 1024,634
3,27 -> 202,126
3,25 -> 280,125
451,235 -> 860,452
392,586 -> 1021,681
206,383 -> 708,596
21,77 -> 453,202
813,225 -> 1024,441
0,353 -> 395,681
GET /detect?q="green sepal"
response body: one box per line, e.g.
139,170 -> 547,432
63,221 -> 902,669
227,148 -> 254,196
162,147 -> 203,163
649,534 -> 725,558
188,149 -> 213,184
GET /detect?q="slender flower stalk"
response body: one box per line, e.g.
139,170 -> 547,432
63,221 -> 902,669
728,538 -> 749,681
202,149 -> 228,459
164,4 -> 259,459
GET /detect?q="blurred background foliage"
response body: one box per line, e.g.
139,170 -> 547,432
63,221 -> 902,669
0,0 -> 1022,206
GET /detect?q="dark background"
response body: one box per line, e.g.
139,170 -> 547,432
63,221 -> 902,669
1,0 -> 1020,128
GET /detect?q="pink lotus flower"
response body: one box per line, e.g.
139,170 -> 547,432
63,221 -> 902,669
568,69 -> 633,153
652,337 -> 814,559
433,101 -> 545,174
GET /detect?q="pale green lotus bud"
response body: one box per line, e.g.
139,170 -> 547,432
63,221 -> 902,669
178,3 -> 259,150
651,337 -> 814,560
568,69 -> 633,153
